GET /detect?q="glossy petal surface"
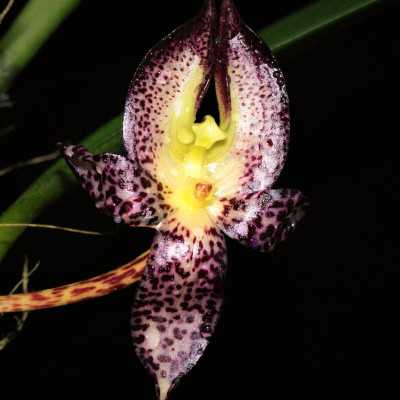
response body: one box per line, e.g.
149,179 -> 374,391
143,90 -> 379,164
211,0 -> 290,197
123,0 -> 216,186
208,189 -> 308,252
131,211 -> 227,400
59,144 -> 173,226
56,1 -> 309,399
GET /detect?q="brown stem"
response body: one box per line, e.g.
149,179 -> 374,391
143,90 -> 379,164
0,223 -> 113,236
0,250 -> 148,312
0,0 -> 15,24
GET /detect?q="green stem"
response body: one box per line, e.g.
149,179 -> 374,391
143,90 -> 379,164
0,0 -> 82,93
0,0 -> 389,263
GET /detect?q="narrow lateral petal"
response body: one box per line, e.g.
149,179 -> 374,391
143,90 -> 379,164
212,0 -> 290,196
59,144 -> 173,227
0,251 -> 148,313
123,0 -> 216,186
131,211 -> 227,400
208,189 -> 309,252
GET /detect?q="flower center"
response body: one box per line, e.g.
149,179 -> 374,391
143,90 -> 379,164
172,115 -> 224,212
174,177 -> 213,211
194,182 -> 212,200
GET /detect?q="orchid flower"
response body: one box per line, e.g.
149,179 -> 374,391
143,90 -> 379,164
58,0 -> 308,398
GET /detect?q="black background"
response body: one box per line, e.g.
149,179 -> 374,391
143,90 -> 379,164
0,0 -> 398,399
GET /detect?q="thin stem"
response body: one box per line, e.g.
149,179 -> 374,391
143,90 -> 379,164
0,150 -> 59,178
0,0 -> 15,24
0,257 -> 37,350
8,257 -> 40,295
0,223 -> 113,236
0,0 -> 82,93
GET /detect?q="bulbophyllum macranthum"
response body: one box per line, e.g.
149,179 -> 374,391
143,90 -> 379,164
0,0 -> 308,399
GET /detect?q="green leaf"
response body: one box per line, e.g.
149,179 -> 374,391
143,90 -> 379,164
0,0 -> 82,93
258,0 -> 385,53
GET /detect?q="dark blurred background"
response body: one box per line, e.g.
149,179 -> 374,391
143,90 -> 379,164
0,0 -> 398,399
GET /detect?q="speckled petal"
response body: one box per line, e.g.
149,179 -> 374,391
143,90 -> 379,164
131,211 -> 227,400
208,189 -> 308,252
123,0 -> 216,186
212,0 -> 290,197
59,144 -> 173,227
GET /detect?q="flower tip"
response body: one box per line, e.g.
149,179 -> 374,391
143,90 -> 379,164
196,0 -> 216,24
220,0 -> 238,19
219,0 -> 245,37
201,0 -> 216,15
156,378 -> 172,400
220,0 -> 234,10
57,142 -> 80,160
57,143 -> 80,164
56,142 -> 66,152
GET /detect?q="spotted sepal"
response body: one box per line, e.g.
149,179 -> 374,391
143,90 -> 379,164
58,144 -> 173,227
208,189 -> 308,252
213,0 -> 290,196
123,0 -> 216,185
131,211 -> 227,400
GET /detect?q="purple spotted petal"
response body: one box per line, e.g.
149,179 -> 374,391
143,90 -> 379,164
213,0 -> 290,196
123,0 -> 216,184
208,189 -> 309,252
131,212 -> 227,400
59,144 -> 173,227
